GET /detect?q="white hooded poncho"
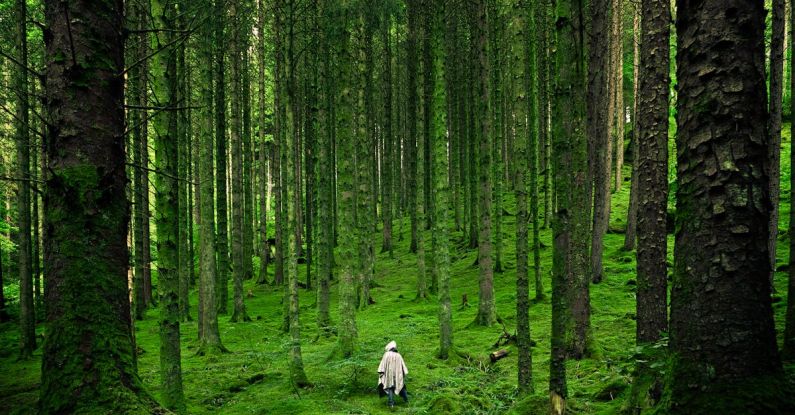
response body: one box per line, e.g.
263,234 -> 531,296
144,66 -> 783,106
378,341 -> 408,393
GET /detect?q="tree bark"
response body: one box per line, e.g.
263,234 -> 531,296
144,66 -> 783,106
15,0 -> 35,359
39,0 -> 162,411
336,2 -> 359,357
197,0 -> 225,354
769,0 -> 785,289
587,0 -> 611,285
623,5 -> 641,252
215,0 -> 230,312
472,0 -> 496,328
550,0 -> 590,410
511,0 -> 533,394
670,1 -> 790,411
786,0 -> 795,361
230,0 -> 250,323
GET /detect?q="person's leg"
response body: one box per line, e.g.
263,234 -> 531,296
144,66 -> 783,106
400,386 -> 408,402
387,387 -> 395,407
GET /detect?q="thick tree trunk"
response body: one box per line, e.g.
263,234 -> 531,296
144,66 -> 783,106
39,1 -> 161,411
670,1 -> 790,411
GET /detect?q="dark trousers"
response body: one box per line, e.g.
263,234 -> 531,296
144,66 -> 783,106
378,384 -> 408,405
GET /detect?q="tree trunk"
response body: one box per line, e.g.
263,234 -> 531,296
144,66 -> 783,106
285,43 -> 310,386
550,0 -> 590,410
316,0 -> 334,330
786,0 -> 795,361
256,0 -> 270,285
629,0 -> 669,410
612,0 -> 625,192
336,2 -> 359,357
587,0 -> 611,285
670,1 -> 790,411
230,0 -> 250,323
39,1 -> 162,410
176,1 -> 192,324
623,5 -> 640,252
511,0 -> 533,394
407,0 -> 420,253
769,0 -> 785,289
382,7 -> 394,256
472,0 -> 496,327
215,0 -> 230,313
197,0 -> 225,354
437,0 -> 454,360
15,0 -> 35,359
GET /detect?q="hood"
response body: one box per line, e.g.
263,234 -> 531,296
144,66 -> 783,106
385,341 -> 397,352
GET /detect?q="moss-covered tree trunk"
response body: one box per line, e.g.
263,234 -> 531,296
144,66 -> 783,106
216,0 -> 230,312
230,0 -> 250,323
357,2 -> 376,308
15,0 -> 35,359
611,0 -> 624,193
407,0 -> 420,254
130,0 -> 148,321
786,0 -> 795,361
176,1 -> 192,324
285,51 -> 310,386
528,0 -> 542,302
587,0 -> 611,285
150,0 -> 186,408
550,0 -> 589,410
198,0 -> 225,354
511,0 -> 532,394
489,0 -> 504,275
472,0 -> 496,328
769,0 -> 785,288
414,0 -> 430,301
336,1 -> 358,357
670,1 -> 791,411
256,0 -> 270,285
273,0 -> 286,287
316,0 -> 333,330
381,6 -> 394,257
537,0 -> 551,230
39,1 -> 161,411
437,0 -> 453,360
623,5 -> 640,252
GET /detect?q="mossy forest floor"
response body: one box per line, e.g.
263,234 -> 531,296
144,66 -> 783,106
1,126 -> 794,414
